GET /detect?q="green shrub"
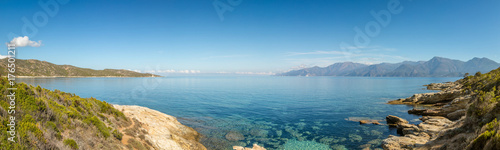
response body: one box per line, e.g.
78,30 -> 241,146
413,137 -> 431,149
86,116 -> 110,138
63,139 -> 79,149
46,121 -> 62,140
113,129 -> 123,140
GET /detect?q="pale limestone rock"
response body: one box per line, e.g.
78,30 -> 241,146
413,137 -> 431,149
114,105 -> 206,150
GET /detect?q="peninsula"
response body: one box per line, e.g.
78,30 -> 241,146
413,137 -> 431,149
0,59 -> 160,77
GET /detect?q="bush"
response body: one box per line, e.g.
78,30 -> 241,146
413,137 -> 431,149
127,138 -> 147,150
46,121 -> 62,140
63,139 -> 79,149
113,129 -> 123,140
86,116 -> 110,138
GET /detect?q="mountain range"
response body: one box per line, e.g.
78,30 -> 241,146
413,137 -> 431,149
278,57 -> 500,77
0,59 -> 160,77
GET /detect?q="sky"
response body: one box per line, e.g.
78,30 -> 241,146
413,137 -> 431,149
1,0 -> 499,75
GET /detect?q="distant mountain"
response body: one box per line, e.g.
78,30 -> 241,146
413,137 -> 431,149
283,62 -> 368,76
0,59 -> 160,77
278,57 -> 500,77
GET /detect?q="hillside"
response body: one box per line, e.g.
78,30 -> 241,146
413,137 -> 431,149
0,78 -> 205,149
0,59 -> 160,77
278,57 -> 500,77
382,67 -> 500,149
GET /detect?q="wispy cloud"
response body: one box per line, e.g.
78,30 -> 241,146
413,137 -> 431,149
216,71 -> 275,75
7,36 -> 42,47
284,46 -> 408,67
127,69 -> 142,73
202,54 -> 251,60
145,69 -> 201,74
286,51 -> 352,56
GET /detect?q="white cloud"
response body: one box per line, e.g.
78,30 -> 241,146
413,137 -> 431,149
235,72 -> 275,75
7,36 -> 42,47
285,46 -> 409,66
145,69 -> 201,74
127,69 -> 142,73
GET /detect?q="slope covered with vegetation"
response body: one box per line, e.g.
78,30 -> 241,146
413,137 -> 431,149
0,78 -> 158,149
0,59 -> 160,77
456,67 -> 500,149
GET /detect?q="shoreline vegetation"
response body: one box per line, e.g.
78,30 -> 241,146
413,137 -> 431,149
0,77 -> 203,150
382,67 -> 500,149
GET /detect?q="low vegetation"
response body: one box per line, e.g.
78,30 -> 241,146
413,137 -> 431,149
0,77 -> 136,149
454,67 -> 500,149
63,139 -> 79,149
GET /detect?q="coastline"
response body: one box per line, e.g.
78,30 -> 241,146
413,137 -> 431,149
380,67 -> 500,150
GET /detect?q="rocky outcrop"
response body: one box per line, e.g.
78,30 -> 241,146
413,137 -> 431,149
386,115 -> 409,127
382,116 -> 454,150
114,105 -> 207,150
388,82 -> 462,105
383,81 -> 468,150
383,67 -> 500,150
425,82 -> 460,90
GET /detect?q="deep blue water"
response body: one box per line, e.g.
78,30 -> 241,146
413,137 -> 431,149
18,76 -> 460,150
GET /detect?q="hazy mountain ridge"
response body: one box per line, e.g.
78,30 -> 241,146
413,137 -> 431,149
279,57 -> 500,77
0,59 -> 160,77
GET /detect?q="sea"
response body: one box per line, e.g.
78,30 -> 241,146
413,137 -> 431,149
18,76 -> 460,150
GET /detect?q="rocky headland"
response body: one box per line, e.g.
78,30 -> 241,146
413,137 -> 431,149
382,68 -> 500,150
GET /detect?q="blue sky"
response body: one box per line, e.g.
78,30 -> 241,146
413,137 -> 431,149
1,0 -> 499,74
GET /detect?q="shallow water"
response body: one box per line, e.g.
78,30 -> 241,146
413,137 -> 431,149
19,76 -> 460,150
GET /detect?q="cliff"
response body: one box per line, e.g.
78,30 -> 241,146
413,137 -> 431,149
383,67 -> 500,149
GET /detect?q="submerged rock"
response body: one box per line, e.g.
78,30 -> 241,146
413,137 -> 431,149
249,128 -> 269,137
233,144 -> 266,150
359,120 -> 369,124
348,134 -> 363,142
281,139 -> 332,150
226,131 -> 245,141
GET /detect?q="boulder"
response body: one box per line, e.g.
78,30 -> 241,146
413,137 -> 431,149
386,115 -> 409,126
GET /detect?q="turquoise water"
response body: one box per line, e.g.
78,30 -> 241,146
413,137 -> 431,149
18,76 -> 460,150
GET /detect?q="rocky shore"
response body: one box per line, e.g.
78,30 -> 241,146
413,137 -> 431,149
113,105 -> 207,150
382,81 -> 467,149
381,69 -> 500,150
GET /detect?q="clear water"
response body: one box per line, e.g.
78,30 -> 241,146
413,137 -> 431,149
18,76 -> 460,150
